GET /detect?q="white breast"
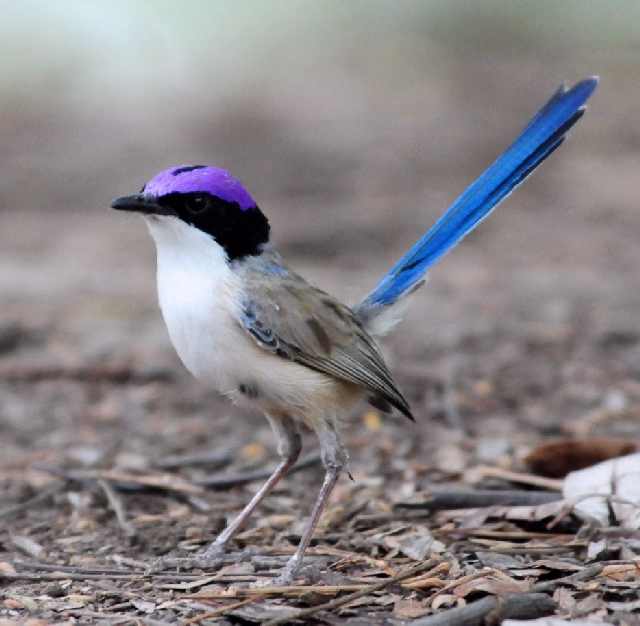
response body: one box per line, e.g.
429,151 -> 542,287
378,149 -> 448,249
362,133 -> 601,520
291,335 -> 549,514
145,215 -> 363,425
146,216 -> 243,390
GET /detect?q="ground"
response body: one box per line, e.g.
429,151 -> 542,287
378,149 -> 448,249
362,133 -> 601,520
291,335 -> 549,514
2,62 -> 640,624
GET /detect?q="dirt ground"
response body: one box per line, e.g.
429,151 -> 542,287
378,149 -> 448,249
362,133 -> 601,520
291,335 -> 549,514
2,47 -> 640,625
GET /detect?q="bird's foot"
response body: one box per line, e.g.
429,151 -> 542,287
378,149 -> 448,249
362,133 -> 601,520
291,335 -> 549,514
145,543 -> 227,574
253,554 -> 304,587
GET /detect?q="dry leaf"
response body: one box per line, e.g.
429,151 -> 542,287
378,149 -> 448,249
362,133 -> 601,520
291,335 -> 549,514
447,499 -> 565,527
392,528 -> 445,560
532,559 -> 583,572
476,551 -> 522,569
574,594 -> 606,615
131,599 -> 156,613
553,586 -> 577,612
602,562 -> 640,580
393,597 -> 430,619
431,593 -> 459,610
453,571 -> 527,598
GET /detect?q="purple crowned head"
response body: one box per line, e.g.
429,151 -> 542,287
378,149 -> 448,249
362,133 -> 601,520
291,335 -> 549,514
143,165 -> 257,210
112,165 -> 269,260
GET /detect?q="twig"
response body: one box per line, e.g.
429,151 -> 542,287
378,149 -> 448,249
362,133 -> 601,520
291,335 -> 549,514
183,598 -> 256,625
98,479 -> 137,538
470,466 -> 564,491
436,528 -> 574,541
7,561 -> 260,584
13,559 -> 255,580
154,449 -> 232,471
532,563 -> 603,593
185,574 -> 450,599
355,511 -> 431,528
428,569 -> 493,605
407,565 -> 602,626
1,570 -> 258,584
0,481 -> 66,520
58,609 -> 173,626
32,465 -> 204,495
1,571 -> 149,583
0,363 -> 173,384
196,452 -> 321,488
395,488 -> 561,511
262,558 -> 440,626
408,592 -> 555,626
185,584 -> 367,599
14,560 -> 144,574
470,542 -> 586,555
13,546 -> 378,579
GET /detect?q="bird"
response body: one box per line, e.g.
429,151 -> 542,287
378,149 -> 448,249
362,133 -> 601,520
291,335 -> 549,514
112,77 -> 598,583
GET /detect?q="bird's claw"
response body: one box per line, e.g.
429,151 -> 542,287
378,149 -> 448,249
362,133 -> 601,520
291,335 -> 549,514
252,555 -> 303,587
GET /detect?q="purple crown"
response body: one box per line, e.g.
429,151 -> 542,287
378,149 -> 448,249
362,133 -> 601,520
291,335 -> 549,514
143,165 -> 257,210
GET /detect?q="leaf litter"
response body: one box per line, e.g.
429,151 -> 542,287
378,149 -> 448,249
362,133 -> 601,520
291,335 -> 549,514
3,76 -> 640,622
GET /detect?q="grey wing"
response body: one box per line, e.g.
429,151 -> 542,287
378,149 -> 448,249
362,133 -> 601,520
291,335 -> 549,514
235,260 -> 413,420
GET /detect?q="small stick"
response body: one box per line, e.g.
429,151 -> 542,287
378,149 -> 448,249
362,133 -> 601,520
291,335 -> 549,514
183,598 -> 256,625
58,608 -> 173,626
428,569 -> 493,606
532,563 -> 603,593
473,543 -> 585,556
395,488 -> 562,511
186,574 -> 449,599
14,560 -> 144,574
185,584 -> 366,599
408,592 -> 555,626
33,464 -> 204,495
470,466 -> 564,491
262,558 -> 440,626
98,479 -> 137,538
7,561 -> 259,583
1,570 -> 258,584
0,363 -> 172,384
409,565 -> 601,626
154,449 -> 232,471
437,528 -> 573,540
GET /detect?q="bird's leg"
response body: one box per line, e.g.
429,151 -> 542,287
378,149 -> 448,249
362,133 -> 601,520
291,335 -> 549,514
150,415 -> 301,571
200,415 -> 302,560
273,421 -> 348,585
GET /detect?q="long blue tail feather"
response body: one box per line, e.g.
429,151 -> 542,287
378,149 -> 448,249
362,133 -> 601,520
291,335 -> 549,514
358,77 -> 598,313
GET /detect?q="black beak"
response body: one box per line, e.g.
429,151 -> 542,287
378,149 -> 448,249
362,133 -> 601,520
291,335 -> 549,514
111,194 -> 171,215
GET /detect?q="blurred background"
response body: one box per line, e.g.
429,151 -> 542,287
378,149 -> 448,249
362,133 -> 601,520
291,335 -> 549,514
2,1 -> 639,505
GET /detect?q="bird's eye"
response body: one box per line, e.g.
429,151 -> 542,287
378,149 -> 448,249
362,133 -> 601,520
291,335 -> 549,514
185,194 -> 209,214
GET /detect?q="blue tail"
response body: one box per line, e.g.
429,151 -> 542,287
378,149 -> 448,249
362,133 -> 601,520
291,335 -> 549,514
357,77 -> 598,314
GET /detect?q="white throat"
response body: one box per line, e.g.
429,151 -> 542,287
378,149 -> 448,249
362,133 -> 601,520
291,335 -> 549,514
146,215 -> 228,272
145,216 -> 242,386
